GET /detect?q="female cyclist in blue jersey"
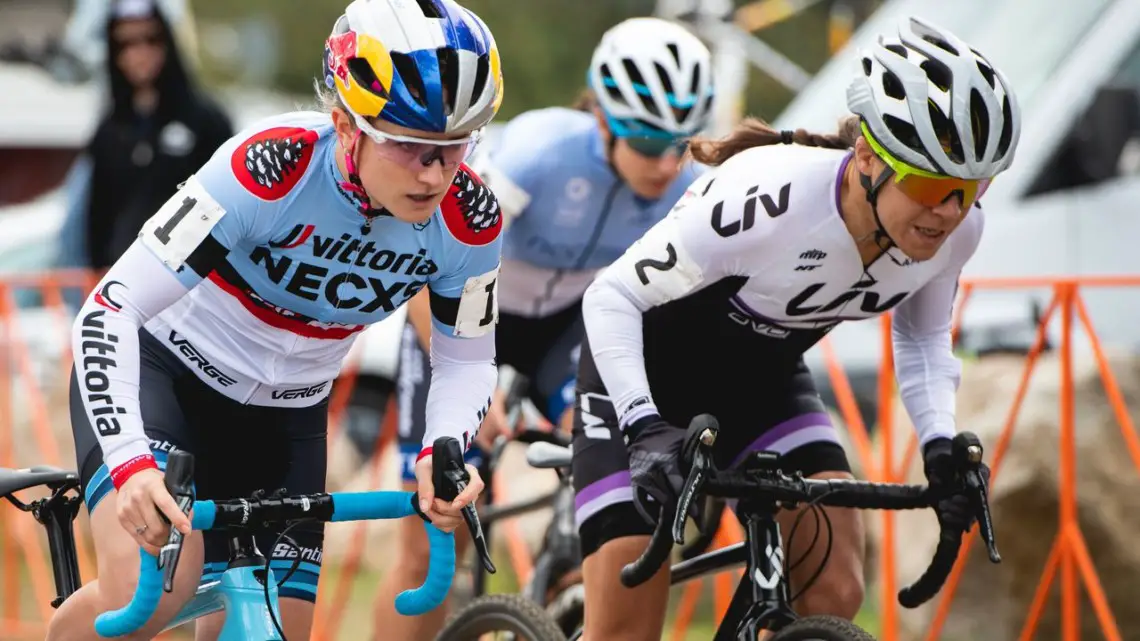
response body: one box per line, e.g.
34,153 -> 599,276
374,16 -> 716,640
572,17 -> 1019,641
49,1 -> 505,639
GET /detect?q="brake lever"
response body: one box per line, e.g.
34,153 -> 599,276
432,437 -> 496,574
158,451 -> 195,593
954,433 -> 1001,564
672,427 -> 716,545
966,468 -> 1001,563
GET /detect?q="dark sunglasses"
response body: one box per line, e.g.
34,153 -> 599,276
115,33 -> 164,50
622,135 -> 689,158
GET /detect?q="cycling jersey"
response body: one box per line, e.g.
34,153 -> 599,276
471,107 -> 704,317
583,144 -> 981,447
71,111 -> 503,486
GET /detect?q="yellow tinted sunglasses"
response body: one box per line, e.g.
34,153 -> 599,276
862,122 -> 990,212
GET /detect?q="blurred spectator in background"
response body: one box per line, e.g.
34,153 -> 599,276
58,0 -> 231,271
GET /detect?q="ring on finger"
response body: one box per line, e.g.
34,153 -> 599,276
135,524 -> 148,536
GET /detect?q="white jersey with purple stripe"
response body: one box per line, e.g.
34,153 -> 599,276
582,143 -> 982,448
71,111 -> 504,482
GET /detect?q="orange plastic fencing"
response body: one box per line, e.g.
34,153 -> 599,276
874,276 -> 1139,641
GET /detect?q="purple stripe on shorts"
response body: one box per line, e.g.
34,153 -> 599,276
574,470 -> 635,526
574,470 -> 631,511
730,412 -> 837,468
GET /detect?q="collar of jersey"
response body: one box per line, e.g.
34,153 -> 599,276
589,124 -> 608,164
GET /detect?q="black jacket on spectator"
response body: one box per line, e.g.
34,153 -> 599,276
85,7 -> 232,269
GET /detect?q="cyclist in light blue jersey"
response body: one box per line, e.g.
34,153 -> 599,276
377,16 -> 716,640
50,1 -> 505,639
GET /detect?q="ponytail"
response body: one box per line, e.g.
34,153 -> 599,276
571,88 -> 597,113
689,115 -> 862,166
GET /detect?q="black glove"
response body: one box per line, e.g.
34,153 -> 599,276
923,437 -> 990,535
625,415 -> 686,526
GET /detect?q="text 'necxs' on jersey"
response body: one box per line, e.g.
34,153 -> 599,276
245,228 -> 440,314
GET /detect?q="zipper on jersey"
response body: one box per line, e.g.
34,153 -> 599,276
572,180 -> 623,270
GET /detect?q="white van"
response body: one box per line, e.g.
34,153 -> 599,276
773,0 -> 1140,424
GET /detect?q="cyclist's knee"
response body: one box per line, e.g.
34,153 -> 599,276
798,568 -> 857,620
88,496 -> 204,626
394,488 -> 434,577
194,613 -> 223,641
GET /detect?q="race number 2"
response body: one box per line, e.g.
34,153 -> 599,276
454,265 -> 500,338
140,176 -> 227,269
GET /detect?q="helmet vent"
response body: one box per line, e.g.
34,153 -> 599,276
347,57 -> 390,99
997,95 -> 1014,157
437,46 -> 458,115
471,53 -> 489,106
970,88 -> 990,161
654,62 -> 676,95
622,58 -> 662,118
884,43 -> 908,58
927,101 -> 964,163
881,70 -> 906,101
666,43 -> 681,66
391,52 -> 427,106
599,63 -> 627,104
883,114 -> 925,158
414,0 -> 443,19
976,61 -> 996,89
920,57 -> 952,93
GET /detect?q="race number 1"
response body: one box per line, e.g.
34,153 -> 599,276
454,265 -> 500,338
140,176 -> 227,269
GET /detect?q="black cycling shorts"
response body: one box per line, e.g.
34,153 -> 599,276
570,338 -> 851,559
71,330 -> 328,603
396,302 -> 583,481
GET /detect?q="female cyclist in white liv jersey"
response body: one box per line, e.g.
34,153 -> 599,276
374,17 -> 715,640
570,16 -> 1021,640
50,1 -> 505,639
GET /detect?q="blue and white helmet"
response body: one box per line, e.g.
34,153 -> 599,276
588,17 -> 714,137
325,0 -> 504,135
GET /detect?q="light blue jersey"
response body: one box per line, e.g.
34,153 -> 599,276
473,107 -> 704,317
72,111 -> 504,472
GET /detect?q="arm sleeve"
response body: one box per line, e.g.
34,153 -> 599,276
891,209 -> 984,446
71,144 -> 257,487
418,222 -> 504,455
423,328 -> 497,452
582,170 -> 779,428
72,241 -> 193,485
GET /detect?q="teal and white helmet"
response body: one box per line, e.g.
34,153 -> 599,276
588,17 -> 715,137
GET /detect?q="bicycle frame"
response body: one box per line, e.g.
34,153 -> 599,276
161,534 -> 284,640
565,499 -> 794,641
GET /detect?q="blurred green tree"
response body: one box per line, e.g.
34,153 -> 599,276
190,0 -> 880,122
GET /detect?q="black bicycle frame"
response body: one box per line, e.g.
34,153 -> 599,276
714,499 -> 798,641
567,498 -> 799,641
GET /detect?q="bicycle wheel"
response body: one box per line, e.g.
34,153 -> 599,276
544,582 -> 584,636
437,593 -> 568,641
770,615 -> 877,640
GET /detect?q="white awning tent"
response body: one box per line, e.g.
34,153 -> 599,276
0,63 -> 102,148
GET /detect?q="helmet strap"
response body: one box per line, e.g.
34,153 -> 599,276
859,167 -> 897,253
339,129 -> 392,233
